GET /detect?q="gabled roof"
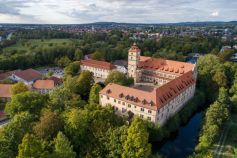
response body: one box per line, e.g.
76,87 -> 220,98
33,80 -> 55,90
0,70 -> 21,81
81,59 -> 116,70
138,56 -> 195,76
0,84 -> 12,98
14,69 -> 42,81
100,71 -> 195,110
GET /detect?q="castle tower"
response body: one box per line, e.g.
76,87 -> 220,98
128,43 -> 140,82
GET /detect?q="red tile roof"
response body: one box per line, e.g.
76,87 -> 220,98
14,69 -> 42,81
81,59 -> 116,70
0,70 -> 21,81
100,71 -> 195,110
0,84 -> 12,98
48,76 -> 63,86
33,80 -> 55,90
138,56 -> 195,76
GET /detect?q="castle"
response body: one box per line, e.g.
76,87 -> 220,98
99,43 -> 197,125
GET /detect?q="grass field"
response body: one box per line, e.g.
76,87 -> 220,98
2,39 -> 74,55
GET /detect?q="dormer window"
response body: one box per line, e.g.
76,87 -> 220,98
106,89 -> 111,94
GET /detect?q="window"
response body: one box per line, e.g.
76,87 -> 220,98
118,101 -> 121,104
122,108 -> 126,113
147,117 -> 151,121
100,95 -> 103,98
128,104 -> 131,108
141,108 -> 144,112
122,102 -> 125,105
134,105 -> 136,108
107,96 -> 110,100
148,110 -> 152,114
140,114 -> 144,118
114,99 -> 116,103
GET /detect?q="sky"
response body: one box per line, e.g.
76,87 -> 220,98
0,0 -> 236,24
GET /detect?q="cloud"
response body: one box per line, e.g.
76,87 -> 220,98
211,11 -> 219,17
0,0 -> 236,24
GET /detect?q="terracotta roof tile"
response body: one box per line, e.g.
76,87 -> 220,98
0,84 -> 12,98
0,70 -> 21,81
81,59 -> 116,70
100,71 -> 195,110
138,56 -> 195,76
33,80 -> 55,90
14,69 -> 42,81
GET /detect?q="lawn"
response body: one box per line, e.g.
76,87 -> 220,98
2,39 -> 74,55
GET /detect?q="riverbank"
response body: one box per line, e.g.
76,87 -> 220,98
150,89 -> 206,157
153,112 -> 203,158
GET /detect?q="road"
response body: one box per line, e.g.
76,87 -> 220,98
0,119 -> 10,128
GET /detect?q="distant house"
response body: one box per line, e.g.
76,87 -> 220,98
0,84 -> 12,102
10,69 -> 42,84
230,53 -> 237,62
32,80 -> 59,94
0,70 -> 21,81
220,46 -> 232,53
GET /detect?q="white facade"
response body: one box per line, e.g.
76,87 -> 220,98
10,74 -> 34,85
80,65 -> 111,79
100,83 -> 195,126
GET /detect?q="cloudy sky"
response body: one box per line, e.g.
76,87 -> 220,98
0,0 -> 236,24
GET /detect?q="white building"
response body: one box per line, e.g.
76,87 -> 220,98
10,69 -> 42,85
80,59 -> 116,79
99,44 -> 197,126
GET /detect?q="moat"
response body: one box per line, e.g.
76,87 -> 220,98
153,112 -> 203,158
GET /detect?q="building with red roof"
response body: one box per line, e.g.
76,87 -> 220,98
32,79 -> 61,94
0,84 -> 12,102
80,59 -> 116,79
99,44 -> 197,126
10,69 -> 42,85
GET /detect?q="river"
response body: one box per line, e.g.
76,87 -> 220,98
152,112 -> 203,158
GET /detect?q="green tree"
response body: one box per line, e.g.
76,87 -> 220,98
47,70 -> 53,77
5,91 -> 47,118
17,134 -> 49,158
64,61 -> 80,77
105,126 -> 128,158
89,83 -> 102,104
74,48 -> 83,61
92,51 -> 105,60
75,70 -> 94,99
0,112 -> 34,157
10,82 -> 28,95
53,132 -> 76,158
56,56 -> 72,68
105,70 -> 133,86
48,87 -> 84,112
122,117 -> 151,158
33,111 -> 64,140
